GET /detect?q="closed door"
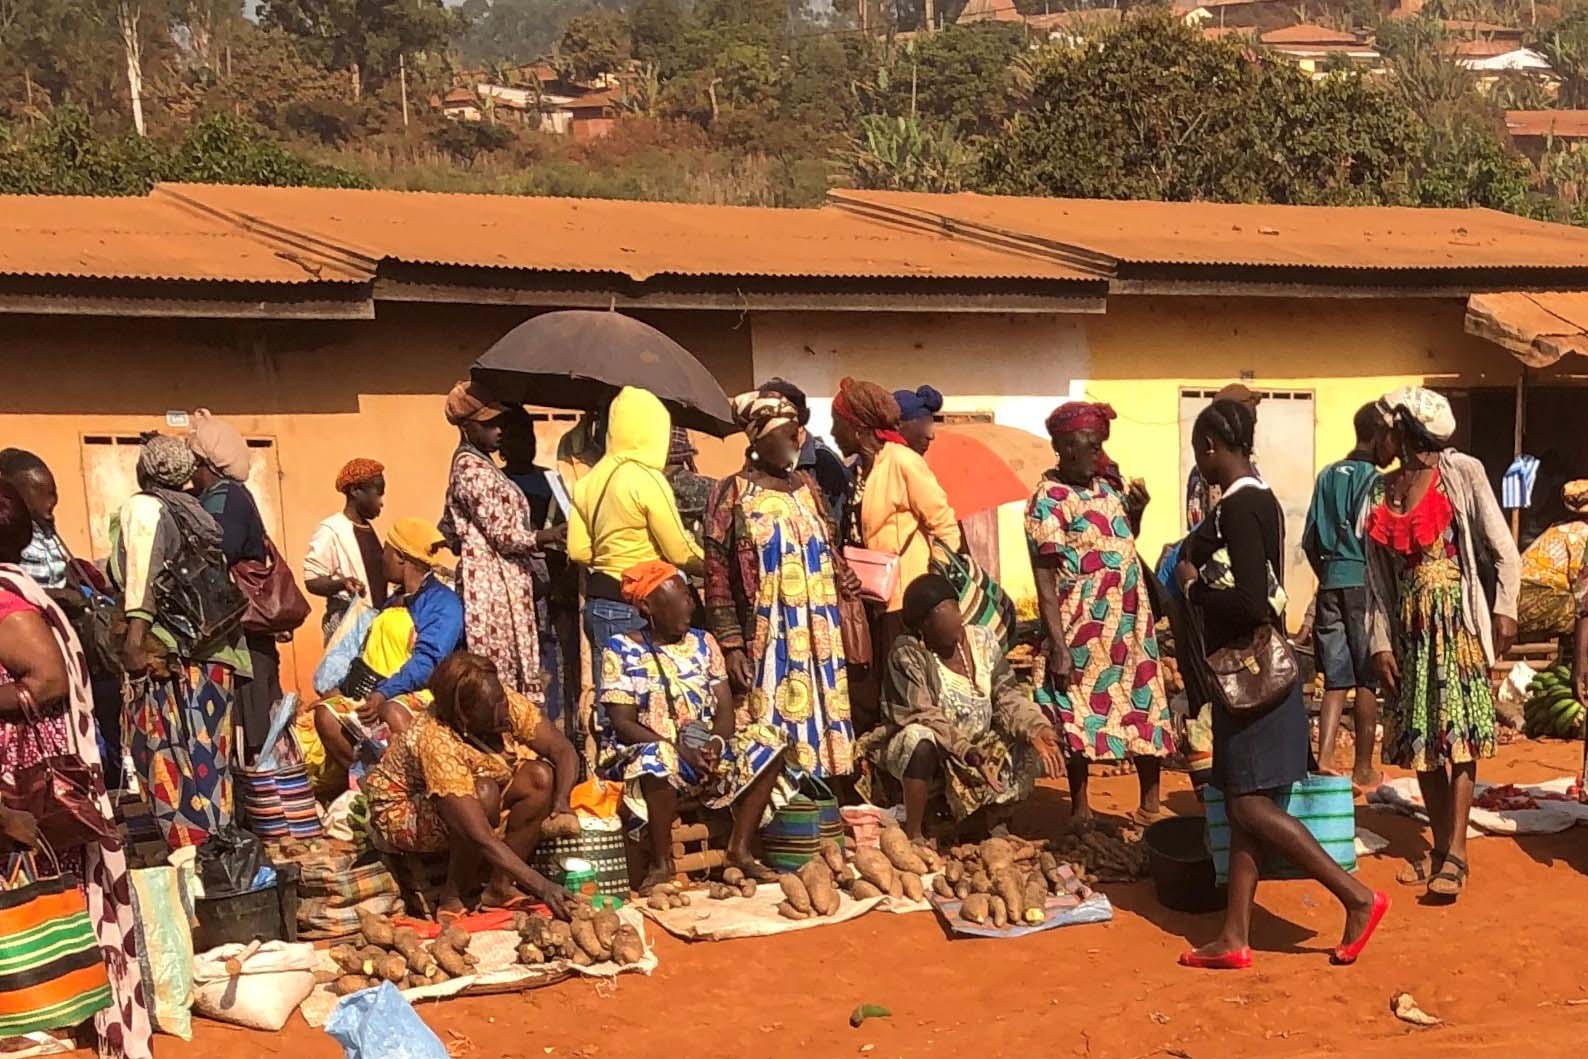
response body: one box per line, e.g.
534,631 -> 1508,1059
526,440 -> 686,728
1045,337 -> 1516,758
1178,389 -> 1317,629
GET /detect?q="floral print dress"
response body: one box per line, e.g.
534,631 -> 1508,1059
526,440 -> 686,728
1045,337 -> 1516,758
1366,473 -> 1496,770
1025,473 -> 1173,761
703,475 -> 853,777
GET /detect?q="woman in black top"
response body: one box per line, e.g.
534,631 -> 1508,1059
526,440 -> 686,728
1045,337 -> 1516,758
1175,399 -> 1387,970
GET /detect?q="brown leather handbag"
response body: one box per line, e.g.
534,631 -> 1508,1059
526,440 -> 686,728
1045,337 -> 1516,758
0,690 -> 115,849
231,534 -> 311,637
1204,621 -> 1298,715
837,592 -> 873,667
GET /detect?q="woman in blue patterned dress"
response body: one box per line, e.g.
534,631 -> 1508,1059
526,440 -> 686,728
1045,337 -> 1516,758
596,561 -> 784,891
703,391 -> 856,779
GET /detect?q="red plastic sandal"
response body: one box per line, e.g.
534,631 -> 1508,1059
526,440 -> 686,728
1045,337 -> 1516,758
1178,947 -> 1253,970
1332,891 -> 1391,965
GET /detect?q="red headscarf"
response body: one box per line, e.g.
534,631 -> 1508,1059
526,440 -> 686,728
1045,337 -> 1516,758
832,378 -> 908,446
335,458 -> 385,493
621,560 -> 683,606
1045,401 -> 1124,490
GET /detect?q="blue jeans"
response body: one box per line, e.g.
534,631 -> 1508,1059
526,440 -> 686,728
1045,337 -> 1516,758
584,598 -> 645,695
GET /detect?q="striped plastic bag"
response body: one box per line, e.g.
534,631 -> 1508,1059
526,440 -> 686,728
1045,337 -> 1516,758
1203,773 -> 1358,884
930,539 -> 1018,652
0,845 -> 112,1039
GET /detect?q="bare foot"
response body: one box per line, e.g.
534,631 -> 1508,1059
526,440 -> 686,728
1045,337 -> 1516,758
726,851 -> 779,883
1191,933 -> 1246,959
1132,805 -> 1174,826
638,863 -> 676,895
1351,768 -> 1384,792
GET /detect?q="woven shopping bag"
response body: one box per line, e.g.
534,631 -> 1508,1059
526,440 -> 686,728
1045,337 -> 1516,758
0,843 -> 112,1037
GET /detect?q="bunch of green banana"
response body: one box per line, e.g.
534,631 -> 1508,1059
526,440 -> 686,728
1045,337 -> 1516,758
1524,666 -> 1586,739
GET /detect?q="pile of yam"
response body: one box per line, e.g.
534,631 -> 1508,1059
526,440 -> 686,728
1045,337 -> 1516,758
1050,823 -> 1150,883
514,900 -> 645,968
775,825 -> 939,920
934,836 -> 1071,929
324,908 -> 479,995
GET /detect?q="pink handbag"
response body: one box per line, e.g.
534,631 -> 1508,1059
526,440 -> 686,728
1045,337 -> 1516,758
842,546 -> 901,606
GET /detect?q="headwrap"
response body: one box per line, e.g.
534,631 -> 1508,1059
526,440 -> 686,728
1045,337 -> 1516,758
759,377 -> 811,426
1564,480 -> 1588,516
1378,385 -> 1455,445
1045,401 -> 1124,490
621,560 -> 683,606
894,385 -> 944,423
336,458 -> 384,493
444,379 -> 509,426
187,408 -> 250,481
666,427 -> 697,470
732,390 -> 800,443
1044,400 -> 1116,440
1215,383 -> 1263,411
902,572 -> 959,632
138,434 -> 196,490
387,517 -> 445,567
832,378 -> 907,446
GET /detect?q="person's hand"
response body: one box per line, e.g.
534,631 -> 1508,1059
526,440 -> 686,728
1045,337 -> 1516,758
1294,620 -> 1314,649
724,649 -> 754,694
0,808 -> 38,849
341,576 -> 366,597
1125,478 -> 1151,514
1372,651 -> 1399,699
1029,727 -> 1064,779
532,876 -> 575,920
535,524 -> 568,549
1043,637 -> 1070,693
120,634 -> 149,677
1175,559 -> 1200,595
357,691 -> 387,726
837,562 -> 862,598
962,749 -> 1005,793
1492,615 -> 1518,659
678,740 -> 710,776
542,810 -> 581,840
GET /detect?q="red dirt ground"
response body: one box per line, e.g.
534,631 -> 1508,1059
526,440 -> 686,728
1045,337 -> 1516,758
163,739 -> 1588,1059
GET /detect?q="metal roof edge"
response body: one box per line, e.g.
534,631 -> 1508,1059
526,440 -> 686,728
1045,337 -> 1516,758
826,191 -> 1120,279
152,184 -> 382,283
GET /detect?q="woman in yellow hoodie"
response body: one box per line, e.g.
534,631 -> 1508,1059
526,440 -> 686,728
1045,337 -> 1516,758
569,387 -> 704,692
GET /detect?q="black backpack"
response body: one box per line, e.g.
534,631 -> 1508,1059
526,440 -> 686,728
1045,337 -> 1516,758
149,500 -> 247,658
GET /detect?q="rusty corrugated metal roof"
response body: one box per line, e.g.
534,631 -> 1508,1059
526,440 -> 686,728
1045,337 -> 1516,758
156,184 -> 1097,283
0,194 -> 372,284
1505,109 -> 1588,139
1466,291 -> 1588,365
831,190 -> 1588,273
1260,23 -> 1359,44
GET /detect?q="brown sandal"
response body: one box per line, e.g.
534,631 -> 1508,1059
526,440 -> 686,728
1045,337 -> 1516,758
1396,849 -> 1445,887
1426,853 -> 1468,899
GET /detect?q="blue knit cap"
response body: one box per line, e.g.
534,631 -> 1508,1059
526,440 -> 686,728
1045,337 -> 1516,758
893,385 -> 944,422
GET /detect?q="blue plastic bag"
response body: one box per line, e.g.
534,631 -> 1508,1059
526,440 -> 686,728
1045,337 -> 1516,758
325,982 -> 447,1059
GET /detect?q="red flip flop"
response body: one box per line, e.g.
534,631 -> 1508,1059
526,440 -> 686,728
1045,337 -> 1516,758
1332,891 -> 1390,965
1178,946 -> 1253,970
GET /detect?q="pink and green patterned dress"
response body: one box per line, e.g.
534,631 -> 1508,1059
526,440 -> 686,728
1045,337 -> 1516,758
1025,473 -> 1173,762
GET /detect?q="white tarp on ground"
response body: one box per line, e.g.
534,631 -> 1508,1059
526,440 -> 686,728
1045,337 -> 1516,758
1366,776 -> 1588,836
297,906 -> 657,1028
639,879 -> 934,942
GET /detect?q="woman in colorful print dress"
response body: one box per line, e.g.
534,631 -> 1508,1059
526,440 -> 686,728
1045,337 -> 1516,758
597,562 -> 784,891
704,391 -> 855,780
1366,387 -> 1519,902
1026,402 -> 1173,823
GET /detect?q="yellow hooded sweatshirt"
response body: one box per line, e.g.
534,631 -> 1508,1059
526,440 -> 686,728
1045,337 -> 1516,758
568,386 -> 702,580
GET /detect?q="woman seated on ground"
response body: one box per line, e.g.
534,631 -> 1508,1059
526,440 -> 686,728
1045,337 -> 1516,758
310,519 -> 464,796
365,651 -> 579,920
876,573 -> 1064,842
596,560 -> 785,891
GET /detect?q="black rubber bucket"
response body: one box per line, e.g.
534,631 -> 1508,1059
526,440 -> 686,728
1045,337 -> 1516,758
1144,816 -> 1227,914
192,865 -> 300,952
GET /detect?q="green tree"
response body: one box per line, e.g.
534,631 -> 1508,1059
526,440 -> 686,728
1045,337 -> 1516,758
557,8 -> 631,82
258,0 -> 462,95
843,112 -> 970,191
870,23 -> 1026,136
1542,6 -> 1588,107
631,0 -> 688,76
163,111 -> 368,186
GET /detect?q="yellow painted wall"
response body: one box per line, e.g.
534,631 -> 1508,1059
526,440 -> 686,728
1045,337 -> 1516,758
1083,295 -> 1522,563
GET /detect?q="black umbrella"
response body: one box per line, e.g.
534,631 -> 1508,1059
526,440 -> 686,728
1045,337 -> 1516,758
471,310 -> 737,436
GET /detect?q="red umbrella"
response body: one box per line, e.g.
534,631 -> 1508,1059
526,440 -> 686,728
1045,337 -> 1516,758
925,429 -> 1034,517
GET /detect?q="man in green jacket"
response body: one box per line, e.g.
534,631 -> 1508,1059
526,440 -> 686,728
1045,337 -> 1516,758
1304,403 -> 1396,788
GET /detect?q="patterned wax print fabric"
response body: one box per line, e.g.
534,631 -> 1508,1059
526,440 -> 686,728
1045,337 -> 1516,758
1366,473 -> 1496,771
1025,473 -> 1173,761
595,629 -> 783,822
703,476 -> 853,776
126,662 -> 234,851
1518,520 -> 1588,636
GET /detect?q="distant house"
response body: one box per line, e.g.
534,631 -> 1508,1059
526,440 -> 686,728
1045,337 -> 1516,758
567,88 -> 621,141
1506,109 -> 1588,159
1454,43 -> 1557,93
1018,3 -> 1211,41
955,0 -> 1023,24
1259,24 -> 1381,76
440,87 -> 482,122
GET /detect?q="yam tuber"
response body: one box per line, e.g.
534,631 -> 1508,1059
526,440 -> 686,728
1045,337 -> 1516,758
392,927 -> 436,976
953,880 -> 971,901
820,840 -> 846,875
994,870 -> 1025,924
431,934 -> 473,978
1022,877 -> 1048,925
378,953 -> 408,985
885,872 -> 904,899
721,866 -> 745,886
570,916 -> 608,962
332,975 -> 374,997
329,945 -> 365,975
969,871 -> 992,895
931,874 -> 955,899
609,924 -> 645,966
878,828 -> 929,874
960,893 -> 990,924
516,943 -> 546,965
737,878 -> 758,899
851,848 -> 895,892
851,880 -> 884,900
914,844 -> 943,872
988,894 -> 1008,929
707,881 -> 736,900
355,908 -> 397,949
978,838 -> 1015,875
800,863 -> 840,916
779,873 -> 813,914
647,893 -> 672,911
314,969 -> 339,985
944,860 -> 964,885
569,949 -> 592,967
776,900 -> 809,920
593,910 -> 621,951
899,872 -> 924,902
546,920 -> 573,956
670,892 -> 691,909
